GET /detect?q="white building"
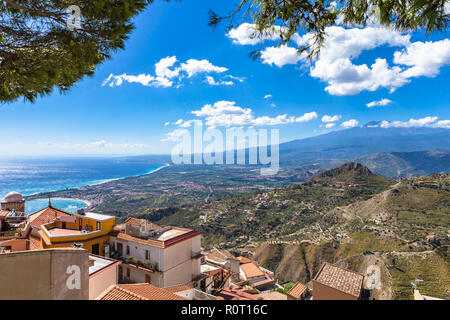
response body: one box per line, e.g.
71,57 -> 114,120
109,218 -> 203,288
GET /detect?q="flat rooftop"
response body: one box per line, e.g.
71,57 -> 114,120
47,228 -> 83,237
73,212 -> 114,221
89,254 -> 119,276
154,228 -> 188,241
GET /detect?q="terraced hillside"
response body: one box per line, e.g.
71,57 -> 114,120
150,164 -> 449,300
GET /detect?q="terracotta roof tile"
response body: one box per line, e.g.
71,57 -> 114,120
125,217 -> 161,230
28,235 -> 42,250
313,263 -> 364,298
241,263 -> 265,279
165,285 -> 192,293
287,282 -> 308,299
237,256 -> 256,264
27,207 -> 70,229
99,284 -> 187,300
217,287 -> 259,300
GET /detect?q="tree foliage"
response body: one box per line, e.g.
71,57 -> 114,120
0,0 -> 168,102
209,0 -> 450,59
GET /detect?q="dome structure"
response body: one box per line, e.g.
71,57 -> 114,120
3,191 -> 24,203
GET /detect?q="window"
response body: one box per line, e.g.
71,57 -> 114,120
145,274 -> 151,284
145,250 -> 149,260
127,268 -> 130,278
78,218 -> 82,230
126,245 -> 130,256
96,221 -> 100,230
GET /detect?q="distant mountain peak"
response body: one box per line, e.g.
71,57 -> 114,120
316,162 -> 374,178
309,162 -> 392,185
363,121 -> 382,128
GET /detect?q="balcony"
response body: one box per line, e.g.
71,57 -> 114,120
118,256 -> 160,273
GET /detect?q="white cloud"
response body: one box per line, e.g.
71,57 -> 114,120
161,128 -> 190,142
264,94 -> 272,99
227,23 -> 283,45
380,116 -> 439,128
180,59 -> 228,78
173,119 -> 203,128
205,76 -> 234,86
296,112 -> 318,122
155,56 -> 180,79
103,56 -> 233,88
393,39 -> 450,78
341,119 -> 360,128
366,98 -> 393,108
228,23 -> 450,96
322,114 -> 342,123
39,140 -> 149,150
185,100 -> 317,128
325,123 -> 336,128
261,45 -> 305,67
225,75 -> 246,83
434,120 -> 450,129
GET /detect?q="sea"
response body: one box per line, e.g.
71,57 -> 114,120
0,157 -> 166,215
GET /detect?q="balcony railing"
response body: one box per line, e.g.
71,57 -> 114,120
118,256 -> 160,272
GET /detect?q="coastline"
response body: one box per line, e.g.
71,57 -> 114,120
83,163 -> 170,187
25,163 -> 170,202
50,197 -> 92,207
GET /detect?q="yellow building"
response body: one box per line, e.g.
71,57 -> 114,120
38,210 -> 115,256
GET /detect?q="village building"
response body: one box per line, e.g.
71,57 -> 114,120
312,262 -> 364,300
38,208 -> 115,255
0,248 -> 90,300
0,192 -> 26,235
88,254 -> 122,300
239,262 -> 275,290
287,282 -> 308,300
109,218 -> 203,288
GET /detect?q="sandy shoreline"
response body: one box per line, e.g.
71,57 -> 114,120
82,163 -> 170,187
51,197 -> 92,207
24,163 -> 170,206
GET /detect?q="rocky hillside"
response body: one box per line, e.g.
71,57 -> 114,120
148,164 -> 449,300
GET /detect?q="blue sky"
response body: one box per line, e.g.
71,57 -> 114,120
0,0 -> 449,156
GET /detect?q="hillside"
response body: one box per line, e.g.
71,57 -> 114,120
153,163 -> 394,246
279,126 -> 450,165
149,165 -> 449,300
357,149 -> 450,178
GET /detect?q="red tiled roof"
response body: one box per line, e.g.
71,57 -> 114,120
125,217 -> 162,230
313,263 -> 364,298
28,235 -> 42,250
237,256 -> 256,264
165,285 -> 192,293
287,282 -> 308,299
217,287 -> 259,300
98,284 -> 187,300
27,207 -> 71,229
241,263 -> 265,279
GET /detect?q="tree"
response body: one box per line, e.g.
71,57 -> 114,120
0,0 -> 169,103
209,0 -> 450,59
